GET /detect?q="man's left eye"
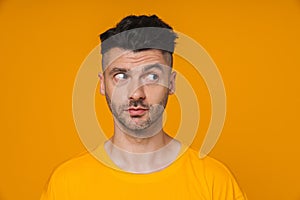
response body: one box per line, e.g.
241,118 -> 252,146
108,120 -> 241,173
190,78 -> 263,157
146,74 -> 159,81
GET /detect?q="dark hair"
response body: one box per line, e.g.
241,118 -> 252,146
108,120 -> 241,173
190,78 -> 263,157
99,15 -> 177,66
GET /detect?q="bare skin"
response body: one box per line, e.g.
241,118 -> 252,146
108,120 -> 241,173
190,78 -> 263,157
99,48 -> 180,173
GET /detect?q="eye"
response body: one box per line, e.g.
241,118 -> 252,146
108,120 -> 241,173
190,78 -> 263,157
146,74 -> 159,81
114,73 -> 128,81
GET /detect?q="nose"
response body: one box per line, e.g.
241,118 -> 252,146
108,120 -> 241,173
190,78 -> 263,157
128,84 -> 146,101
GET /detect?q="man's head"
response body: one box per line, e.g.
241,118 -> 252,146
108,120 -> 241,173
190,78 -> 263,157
99,15 -> 177,138
100,15 -> 177,70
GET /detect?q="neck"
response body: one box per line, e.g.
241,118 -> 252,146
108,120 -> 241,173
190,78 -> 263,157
104,122 -> 181,173
111,122 -> 172,153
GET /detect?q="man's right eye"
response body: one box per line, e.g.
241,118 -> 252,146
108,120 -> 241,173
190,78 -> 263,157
114,73 -> 128,81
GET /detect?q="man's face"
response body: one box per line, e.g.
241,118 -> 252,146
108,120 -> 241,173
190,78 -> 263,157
99,48 -> 176,138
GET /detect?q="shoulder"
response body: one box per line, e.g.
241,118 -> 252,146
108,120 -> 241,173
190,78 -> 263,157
52,151 -> 94,174
47,151 -> 106,185
184,147 -> 233,175
41,151 -> 110,199
183,148 -> 247,200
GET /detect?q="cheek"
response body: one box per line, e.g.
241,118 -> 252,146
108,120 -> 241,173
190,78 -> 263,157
145,86 -> 168,102
106,83 -> 128,103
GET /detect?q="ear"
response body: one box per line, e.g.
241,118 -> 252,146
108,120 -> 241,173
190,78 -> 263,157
98,73 -> 105,95
168,71 -> 176,95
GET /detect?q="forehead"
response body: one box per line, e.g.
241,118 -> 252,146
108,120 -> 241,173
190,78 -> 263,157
102,48 -> 170,72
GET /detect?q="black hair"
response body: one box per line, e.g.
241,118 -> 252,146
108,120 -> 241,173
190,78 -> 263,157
99,15 -> 177,66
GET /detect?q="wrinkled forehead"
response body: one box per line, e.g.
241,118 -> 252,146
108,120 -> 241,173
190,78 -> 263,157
100,27 -> 176,72
102,48 -> 171,72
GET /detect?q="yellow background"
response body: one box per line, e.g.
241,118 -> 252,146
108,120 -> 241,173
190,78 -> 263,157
1,0 -> 300,199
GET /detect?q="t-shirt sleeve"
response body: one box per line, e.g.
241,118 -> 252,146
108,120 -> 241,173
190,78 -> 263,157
203,157 -> 248,200
40,173 -> 56,200
40,166 -> 70,200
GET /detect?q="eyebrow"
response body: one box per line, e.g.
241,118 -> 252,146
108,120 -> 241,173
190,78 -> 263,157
142,64 -> 164,72
108,64 -> 164,76
108,67 -> 128,76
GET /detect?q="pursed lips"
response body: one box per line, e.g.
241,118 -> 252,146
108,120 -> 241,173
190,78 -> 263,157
127,107 -> 149,117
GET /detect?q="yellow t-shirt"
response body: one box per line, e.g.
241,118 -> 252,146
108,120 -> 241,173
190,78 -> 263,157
41,147 -> 247,200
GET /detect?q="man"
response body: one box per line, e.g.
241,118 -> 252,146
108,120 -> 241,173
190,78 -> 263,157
41,15 -> 247,199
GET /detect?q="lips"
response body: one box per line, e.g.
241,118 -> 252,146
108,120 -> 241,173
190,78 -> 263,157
128,107 -> 149,116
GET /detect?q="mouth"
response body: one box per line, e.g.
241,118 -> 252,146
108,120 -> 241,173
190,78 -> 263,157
127,107 -> 149,117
